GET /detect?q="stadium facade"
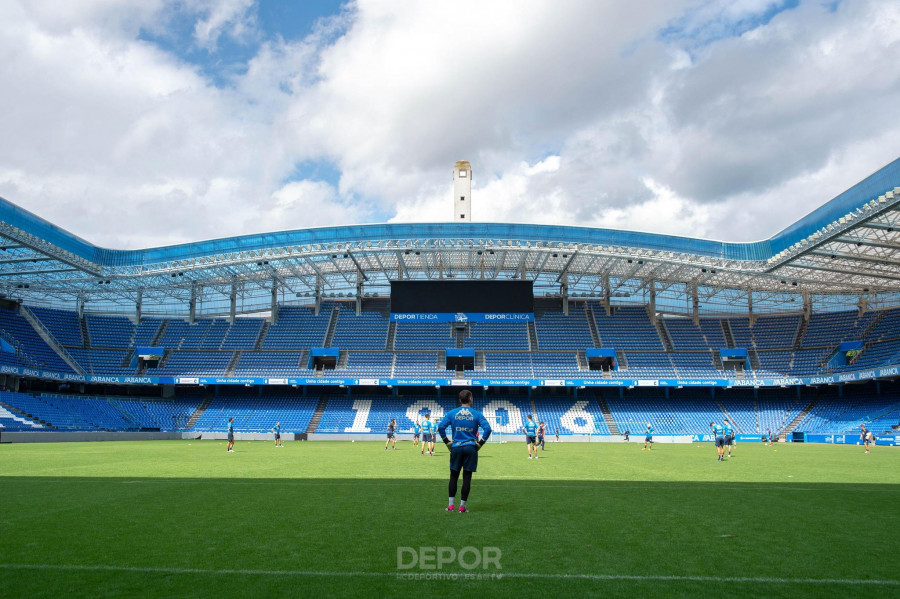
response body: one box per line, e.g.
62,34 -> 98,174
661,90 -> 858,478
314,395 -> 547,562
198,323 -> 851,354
0,159 -> 898,441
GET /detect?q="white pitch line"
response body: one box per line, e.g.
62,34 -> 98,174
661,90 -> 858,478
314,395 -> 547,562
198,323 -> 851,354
0,564 -> 897,586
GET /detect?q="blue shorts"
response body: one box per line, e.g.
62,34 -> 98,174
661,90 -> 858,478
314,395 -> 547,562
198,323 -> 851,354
645,435 -> 652,442
228,433 -> 234,442
715,437 -> 724,447
525,435 -> 536,445
423,433 -> 434,443
387,432 -> 395,439
724,435 -> 733,446
274,433 -> 280,440
449,445 -> 478,473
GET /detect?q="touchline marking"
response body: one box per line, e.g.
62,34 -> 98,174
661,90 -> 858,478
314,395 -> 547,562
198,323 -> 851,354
0,564 -> 897,586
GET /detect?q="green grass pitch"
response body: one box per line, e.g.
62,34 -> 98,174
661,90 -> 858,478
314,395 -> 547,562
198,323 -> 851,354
0,439 -> 898,598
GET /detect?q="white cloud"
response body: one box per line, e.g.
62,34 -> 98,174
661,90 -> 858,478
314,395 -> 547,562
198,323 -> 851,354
192,0 -> 257,50
1,0 -> 899,251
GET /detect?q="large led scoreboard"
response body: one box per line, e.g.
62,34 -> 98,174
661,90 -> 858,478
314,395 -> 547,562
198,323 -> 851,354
389,280 -> 534,322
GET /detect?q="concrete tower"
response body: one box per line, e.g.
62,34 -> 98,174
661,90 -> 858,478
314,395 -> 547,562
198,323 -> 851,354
453,160 -> 472,222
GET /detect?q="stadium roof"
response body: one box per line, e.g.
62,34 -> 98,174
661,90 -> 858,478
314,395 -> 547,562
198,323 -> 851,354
1,158 -> 899,318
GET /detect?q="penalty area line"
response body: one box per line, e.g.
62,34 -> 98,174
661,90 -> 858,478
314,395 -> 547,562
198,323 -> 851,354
0,564 -> 898,586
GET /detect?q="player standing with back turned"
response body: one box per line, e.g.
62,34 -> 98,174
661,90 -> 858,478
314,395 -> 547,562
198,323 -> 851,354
523,414 -> 539,459
710,421 -> 725,461
437,390 -> 492,513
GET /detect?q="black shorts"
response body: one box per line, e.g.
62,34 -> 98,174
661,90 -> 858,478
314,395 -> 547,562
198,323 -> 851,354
724,435 -> 733,446
227,433 -> 234,442
274,433 -> 280,439
715,437 -> 724,447
537,435 -> 545,443
525,435 -> 536,445
423,433 -> 434,443
449,445 -> 478,473
387,432 -> 395,439
645,435 -> 652,442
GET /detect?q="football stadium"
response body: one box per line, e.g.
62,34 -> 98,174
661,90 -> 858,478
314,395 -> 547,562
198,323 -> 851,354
1,158 -> 899,597
3,2 -> 900,597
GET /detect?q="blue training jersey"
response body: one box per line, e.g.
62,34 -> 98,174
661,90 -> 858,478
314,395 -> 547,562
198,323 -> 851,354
646,427 -> 654,436
228,421 -> 233,433
437,406 -> 492,447
723,423 -> 733,437
422,420 -> 434,435
711,424 -> 724,438
523,420 -> 538,436
413,423 -> 421,434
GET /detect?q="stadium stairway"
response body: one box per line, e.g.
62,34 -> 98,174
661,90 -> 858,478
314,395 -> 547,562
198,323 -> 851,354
185,391 -> 214,430
748,349 -> 762,372
385,321 -> 397,350
781,390 -> 825,438
584,304 -> 601,347
79,316 -> 90,348
305,395 -> 329,433
721,321 -> 736,348
323,305 -> 340,347
527,321 -> 539,350
593,390 -> 620,435
0,400 -> 51,428
151,321 -> 169,346
656,320 -> 674,352
19,305 -> 85,375
254,321 -> 270,350
793,317 -> 808,350
225,351 -> 242,376
715,400 -> 743,433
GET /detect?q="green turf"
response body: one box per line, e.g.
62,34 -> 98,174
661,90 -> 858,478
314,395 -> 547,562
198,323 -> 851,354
0,440 -> 898,598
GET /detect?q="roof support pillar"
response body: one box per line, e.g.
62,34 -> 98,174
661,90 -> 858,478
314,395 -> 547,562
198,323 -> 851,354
135,289 -> 142,323
858,295 -> 868,317
77,295 -> 84,319
189,282 -> 198,324
560,273 -> 569,316
803,292 -> 812,321
271,277 -> 278,325
648,280 -> 657,325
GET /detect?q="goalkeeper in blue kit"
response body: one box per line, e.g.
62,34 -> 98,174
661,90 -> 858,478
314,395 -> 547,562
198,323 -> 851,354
436,389 -> 492,513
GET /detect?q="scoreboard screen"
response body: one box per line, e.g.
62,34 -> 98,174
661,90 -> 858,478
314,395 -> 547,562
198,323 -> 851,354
390,280 -> 534,314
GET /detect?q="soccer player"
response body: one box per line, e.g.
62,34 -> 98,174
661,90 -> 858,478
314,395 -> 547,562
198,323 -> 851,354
226,417 -> 235,453
421,414 -> 436,456
413,420 -> 421,447
437,389 -> 492,513
537,421 -> 546,451
723,418 -> 734,458
710,421 -> 725,461
623,429 -> 630,442
643,423 -> 653,450
523,414 -> 538,459
766,428 -> 773,446
271,421 -> 283,447
385,418 -> 397,450
555,427 -> 560,442
861,424 -> 873,453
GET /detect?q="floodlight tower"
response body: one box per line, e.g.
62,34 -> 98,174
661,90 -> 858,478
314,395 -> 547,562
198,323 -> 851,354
453,160 -> 472,222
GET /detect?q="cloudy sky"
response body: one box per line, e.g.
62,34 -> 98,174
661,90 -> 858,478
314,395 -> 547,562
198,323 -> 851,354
1,0 -> 899,250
